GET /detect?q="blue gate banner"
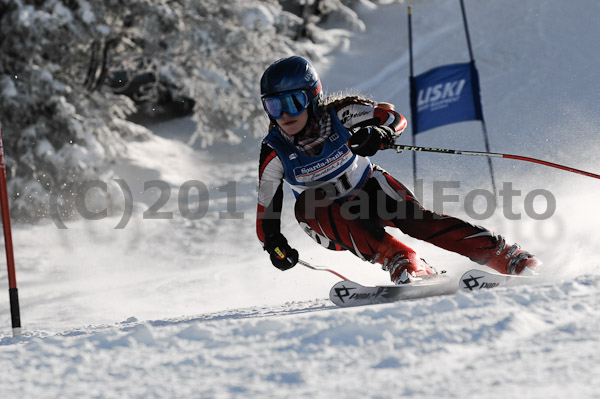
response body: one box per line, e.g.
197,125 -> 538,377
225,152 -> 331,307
410,61 -> 483,134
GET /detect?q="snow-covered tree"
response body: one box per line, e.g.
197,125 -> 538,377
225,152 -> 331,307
0,0 -> 372,222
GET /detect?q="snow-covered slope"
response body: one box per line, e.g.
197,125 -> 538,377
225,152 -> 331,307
2,0 -> 600,398
3,277 -> 600,398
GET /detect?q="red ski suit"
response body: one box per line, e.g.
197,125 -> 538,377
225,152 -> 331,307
257,99 -> 504,271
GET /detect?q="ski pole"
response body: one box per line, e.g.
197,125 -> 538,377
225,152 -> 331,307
391,144 -> 600,180
298,259 -> 349,281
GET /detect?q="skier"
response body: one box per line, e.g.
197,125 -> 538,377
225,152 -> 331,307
256,56 -> 541,284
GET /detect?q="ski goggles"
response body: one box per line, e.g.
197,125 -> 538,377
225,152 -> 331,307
262,90 -> 310,119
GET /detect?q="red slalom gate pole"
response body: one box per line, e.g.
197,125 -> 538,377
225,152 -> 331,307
392,144 -> 600,181
0,127 -> 21,337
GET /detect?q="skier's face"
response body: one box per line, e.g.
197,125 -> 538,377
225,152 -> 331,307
276,109 -> 308,136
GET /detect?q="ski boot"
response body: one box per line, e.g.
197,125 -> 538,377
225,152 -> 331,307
372,234 -> 437,284
484,236 -> 542,275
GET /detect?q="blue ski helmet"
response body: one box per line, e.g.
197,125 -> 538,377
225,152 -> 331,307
260,56 -> 322,116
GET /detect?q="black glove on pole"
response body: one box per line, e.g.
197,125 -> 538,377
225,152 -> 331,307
264,233 -> 299,271
348,126 -> 398,156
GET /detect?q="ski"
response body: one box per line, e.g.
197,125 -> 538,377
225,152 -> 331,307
459,268 -> 535,292
329,275 -> 456,307
329,268 -> 538,307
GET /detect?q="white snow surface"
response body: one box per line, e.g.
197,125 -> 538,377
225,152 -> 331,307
2,1 -> 600,398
